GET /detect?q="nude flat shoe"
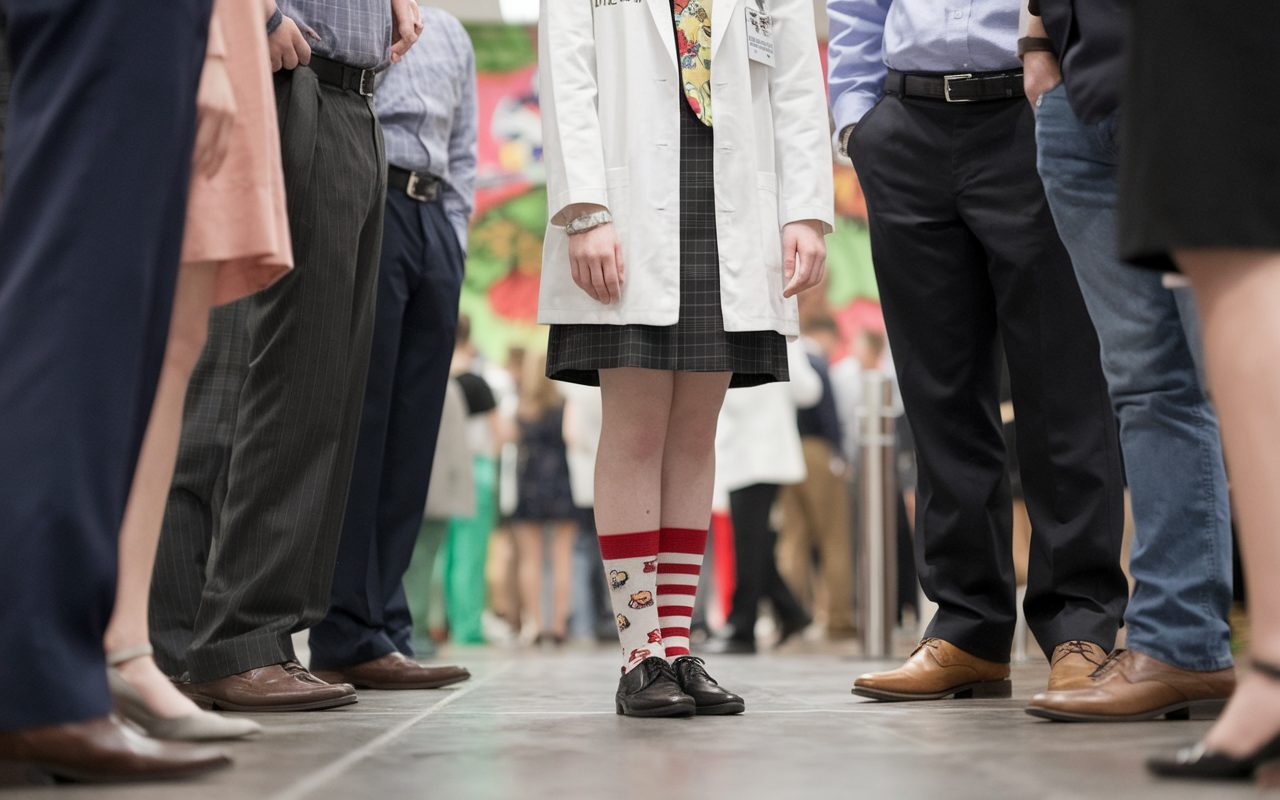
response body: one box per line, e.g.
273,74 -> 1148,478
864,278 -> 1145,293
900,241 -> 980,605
107,645 -> 262,742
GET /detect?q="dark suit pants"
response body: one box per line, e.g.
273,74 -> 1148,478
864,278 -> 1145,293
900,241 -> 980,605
309,189 -> 465,669
150,66 -> 386,683
725,484 -> 808,640
0,0 -> 207,729
847,94 -> 1128,663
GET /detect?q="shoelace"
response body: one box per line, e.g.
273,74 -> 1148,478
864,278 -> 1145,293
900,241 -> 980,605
1052,640 -> 1107,669
674,655 -> 716,685
283,661 -> 325,684
910,637 -> 942,658
1088,649 -> 1126,680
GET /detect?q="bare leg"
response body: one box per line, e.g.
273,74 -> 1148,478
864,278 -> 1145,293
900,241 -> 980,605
550,521 -> 578,638
1178,249 -> 1280,756
659,372 -> 731,529
103,261 -> 216,719
512,522 -> 545,642
596,368 -> 674,534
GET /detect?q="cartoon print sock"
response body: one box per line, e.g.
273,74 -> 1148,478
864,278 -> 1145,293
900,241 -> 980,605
657,526 -> 709,659
599,529 -> 665,673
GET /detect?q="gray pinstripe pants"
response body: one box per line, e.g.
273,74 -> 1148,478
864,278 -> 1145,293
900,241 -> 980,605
150,66 -> 387,683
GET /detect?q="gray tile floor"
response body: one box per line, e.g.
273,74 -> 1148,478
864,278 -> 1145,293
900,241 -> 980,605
6,647 -> 1266,799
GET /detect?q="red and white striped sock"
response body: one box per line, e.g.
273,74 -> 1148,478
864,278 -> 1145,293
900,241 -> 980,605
657,526 -> 709,659
599,529 -> 665,673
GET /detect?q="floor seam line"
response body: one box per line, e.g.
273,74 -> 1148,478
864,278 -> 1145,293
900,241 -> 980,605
265,663 -> 514,800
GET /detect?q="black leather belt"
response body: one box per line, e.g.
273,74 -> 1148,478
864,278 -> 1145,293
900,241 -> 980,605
884,68 -> 1024,103
388,165 -> 441,202
308,54 -> 376,97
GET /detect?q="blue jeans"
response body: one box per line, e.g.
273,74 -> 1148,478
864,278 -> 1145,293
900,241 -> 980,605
1035,84 -> 1233,672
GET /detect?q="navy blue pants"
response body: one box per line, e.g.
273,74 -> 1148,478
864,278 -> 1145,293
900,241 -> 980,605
310,189 -> 465,669
0,0 -> 208,730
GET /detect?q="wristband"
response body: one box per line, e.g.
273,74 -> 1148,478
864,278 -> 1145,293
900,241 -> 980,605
565,210 -> 613,236
267,7 -> 284,35
1017,37 -> 1055,60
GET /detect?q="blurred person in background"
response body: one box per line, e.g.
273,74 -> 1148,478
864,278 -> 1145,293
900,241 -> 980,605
439,317 -> 502,645
705,340 -> 823,654
829,0 -> 1128,703
778,320 -> 857,642
1019,0 -> 1235,725
402,378 -> 475,654
104,0 -> 292,744
0,0 -> 230,782
561,382 -> 617,642
1113,0 -> 1280,782
511,351 -> 579,646
310,4 -> 475,693
539,0 -> 832,717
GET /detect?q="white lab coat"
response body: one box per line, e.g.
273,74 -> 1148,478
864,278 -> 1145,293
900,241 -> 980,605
714,338 -> 823,496
537,0 -> 835,335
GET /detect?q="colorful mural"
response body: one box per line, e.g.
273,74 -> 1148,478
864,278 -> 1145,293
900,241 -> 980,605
460,24 -> 882,362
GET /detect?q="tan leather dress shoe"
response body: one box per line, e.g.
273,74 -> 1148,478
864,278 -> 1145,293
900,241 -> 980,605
1026,649 -> 1235,722
178,661 -> 357,712
1047,640 -> 1109,692
852,638 -> 1011,701
0,714 -> 229,784
312,652 -> 471,690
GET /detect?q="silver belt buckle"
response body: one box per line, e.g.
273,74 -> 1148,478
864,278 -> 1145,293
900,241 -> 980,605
405,172 -> 434,202
358,69 -> 376,97
943,73 -> 974,103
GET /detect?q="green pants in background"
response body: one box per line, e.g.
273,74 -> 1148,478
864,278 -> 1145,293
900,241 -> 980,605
441,454 -> 497,644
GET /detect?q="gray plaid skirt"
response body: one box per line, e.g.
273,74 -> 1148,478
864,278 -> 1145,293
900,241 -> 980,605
545,94 -> 788,390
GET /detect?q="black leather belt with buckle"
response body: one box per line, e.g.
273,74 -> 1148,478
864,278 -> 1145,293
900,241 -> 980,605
308,54 -> 376,97
388,165 -> 441,202
884,68 -> 1024,103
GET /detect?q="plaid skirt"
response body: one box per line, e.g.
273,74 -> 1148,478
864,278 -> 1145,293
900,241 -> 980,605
545,95 -> 788,389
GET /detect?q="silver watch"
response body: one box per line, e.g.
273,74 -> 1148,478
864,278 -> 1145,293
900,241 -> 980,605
839,124 -> 856,158
565,209 -> 613,236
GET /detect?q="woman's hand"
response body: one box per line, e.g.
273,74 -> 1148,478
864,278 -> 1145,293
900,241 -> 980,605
192,55 -> 237,178
568,221 -> 625,305
782,220 -> 827,298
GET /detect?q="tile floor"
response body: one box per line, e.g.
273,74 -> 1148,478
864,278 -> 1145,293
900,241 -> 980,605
5,647 -> 1265,800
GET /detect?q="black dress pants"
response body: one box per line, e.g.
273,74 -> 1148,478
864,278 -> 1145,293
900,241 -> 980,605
309,189 -> 464,669
151,67 -> 386,683
0,0 -> 207,729
847,94 -> 1128,663
725,484 -> 808,640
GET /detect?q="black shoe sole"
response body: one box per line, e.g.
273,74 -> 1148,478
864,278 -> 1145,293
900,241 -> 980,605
852,679 -> 1012,702
696,701 -> 745,715
1025,697 -> 1228,723
0,758 -> 232,785
191,693 -> 359,712
615,700 -> 697,718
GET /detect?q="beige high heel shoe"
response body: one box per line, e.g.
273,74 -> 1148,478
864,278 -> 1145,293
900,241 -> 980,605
108,644 -> 262,742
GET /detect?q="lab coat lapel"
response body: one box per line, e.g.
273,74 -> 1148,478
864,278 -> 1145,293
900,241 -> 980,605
711,0 -> 743,59
646,0 -> 679,70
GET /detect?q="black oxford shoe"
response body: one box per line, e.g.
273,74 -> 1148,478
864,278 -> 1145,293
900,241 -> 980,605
673,656 -> 745,715
616,657 -> 696,718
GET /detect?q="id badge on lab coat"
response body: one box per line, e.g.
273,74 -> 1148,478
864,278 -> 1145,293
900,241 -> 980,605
745,4 -> 775,67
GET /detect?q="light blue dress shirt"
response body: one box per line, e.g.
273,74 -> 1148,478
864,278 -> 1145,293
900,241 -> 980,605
827,0 -> 1023,132
278,0 -> 393,70
376,9 -> 478,254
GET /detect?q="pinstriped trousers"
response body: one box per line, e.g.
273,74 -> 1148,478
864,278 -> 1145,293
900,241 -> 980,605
150,66 -> 387,683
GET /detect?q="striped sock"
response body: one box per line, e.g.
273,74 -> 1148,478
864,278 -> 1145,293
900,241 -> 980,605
599,529 -> 664,673
657,526 -> 709,659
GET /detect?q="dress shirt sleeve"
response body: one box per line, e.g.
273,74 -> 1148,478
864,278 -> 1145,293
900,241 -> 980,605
826,0 -> 892,135
539,0 -> 608,226
443,32 -> 478,256
768,0 -> 835,233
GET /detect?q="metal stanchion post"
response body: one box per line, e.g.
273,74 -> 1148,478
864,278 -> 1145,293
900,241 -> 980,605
858,372 -> 898,658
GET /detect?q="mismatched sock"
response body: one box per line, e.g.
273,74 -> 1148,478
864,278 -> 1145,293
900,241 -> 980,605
657,526 -> 708,659
599,529 -> 664,672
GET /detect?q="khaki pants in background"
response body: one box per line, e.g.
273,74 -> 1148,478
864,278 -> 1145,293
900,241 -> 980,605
778,437 -> 857,638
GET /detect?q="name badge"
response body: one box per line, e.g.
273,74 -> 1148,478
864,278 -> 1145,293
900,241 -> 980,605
746,5 -> 775,67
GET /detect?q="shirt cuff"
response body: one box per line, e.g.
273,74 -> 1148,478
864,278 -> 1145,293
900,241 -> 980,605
831,90 -> 881,146
267,7 -> 284,35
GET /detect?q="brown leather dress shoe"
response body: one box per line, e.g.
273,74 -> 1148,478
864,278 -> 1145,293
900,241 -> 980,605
0,714 -> 229,784
1026,649 -> 1235,722
178,661 -> 357,712
1047,640 -> 1109,692
852,638 -> 1011,701
312,652 -> 471,690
